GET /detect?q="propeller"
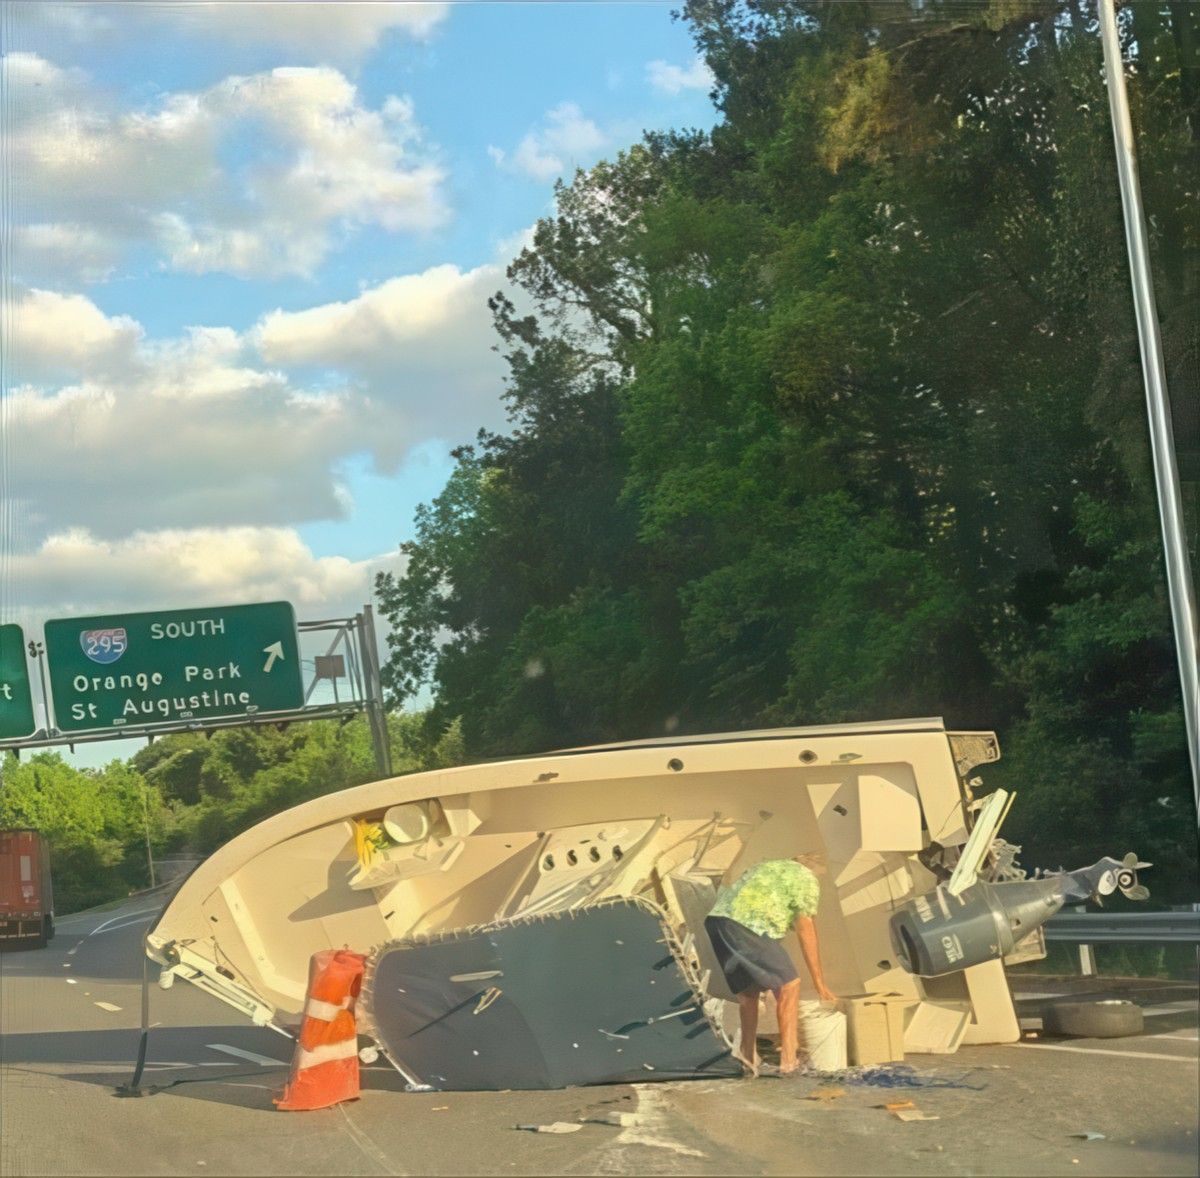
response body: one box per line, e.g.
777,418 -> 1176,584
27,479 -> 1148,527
1117,852 -> 1152,900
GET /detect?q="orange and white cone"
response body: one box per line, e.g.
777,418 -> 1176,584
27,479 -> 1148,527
275,949 -> 367,1111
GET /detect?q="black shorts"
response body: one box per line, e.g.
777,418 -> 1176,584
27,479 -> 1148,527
704,915 -> 799,995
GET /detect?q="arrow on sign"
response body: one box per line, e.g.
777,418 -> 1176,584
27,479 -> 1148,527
262,642 -> 285,673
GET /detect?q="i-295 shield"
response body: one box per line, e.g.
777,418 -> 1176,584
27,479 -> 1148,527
80,628 -> 128,666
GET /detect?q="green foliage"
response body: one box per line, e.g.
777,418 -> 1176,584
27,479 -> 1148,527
377,0 -> 1197,900
0,752 -> 165,912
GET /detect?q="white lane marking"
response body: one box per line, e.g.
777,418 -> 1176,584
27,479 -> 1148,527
206,1044 -> 287,1067
85,911 -> 160,940
55,1061 -> 240,1071
337,1105 -> 404,1177
1143,1003 -> 1198,1017
94,1001 -> 122,1012
1151,1033 -> 1200,1042
85,911 -> 159,938
1009,1042 -> 1196,1063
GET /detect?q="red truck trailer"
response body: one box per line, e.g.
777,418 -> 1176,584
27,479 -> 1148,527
0,829 -> 54,949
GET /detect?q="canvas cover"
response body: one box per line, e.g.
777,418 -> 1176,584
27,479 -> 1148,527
362,896 -> 739,1090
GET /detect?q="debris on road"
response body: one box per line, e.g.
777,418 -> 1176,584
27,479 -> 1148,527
1068,1131 -> 1106,1142
805,1085 -> 847,1102
892,1107 -> 940,1122
514,1122 -> 583,1134
584,1111 -> 644,1127
817,1063 -> 985,1090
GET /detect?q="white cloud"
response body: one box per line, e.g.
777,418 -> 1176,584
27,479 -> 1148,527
3,50 -> 85,89
4,287 -> 373,538
9,5 -> 112,43
5,55 -> 448,281
258,263 -> 493,358
10,3 -> 447,62
4,254 -> 515,543
254,261 -> 509,438
15,223 -> 121,284
153,2 -> 448,60
6,288 -> 142,381
10,526 -> 405,623
493,102 -> 609,184
646,57 -> 715,96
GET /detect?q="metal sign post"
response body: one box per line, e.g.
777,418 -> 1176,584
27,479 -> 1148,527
358,604 -> 393,779
1099,0 -> 1199,814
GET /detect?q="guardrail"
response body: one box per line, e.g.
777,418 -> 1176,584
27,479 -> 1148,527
1043,908 -> 1200,977
1044,910 -> 1200,944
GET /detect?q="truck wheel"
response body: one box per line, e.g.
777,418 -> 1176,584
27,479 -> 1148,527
1043,999 -> 1143,1039
45,915 -> 55,942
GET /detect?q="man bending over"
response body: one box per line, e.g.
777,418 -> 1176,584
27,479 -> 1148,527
704,857 -> 836,1074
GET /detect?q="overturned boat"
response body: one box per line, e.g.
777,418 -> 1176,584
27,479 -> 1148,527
147,718 -> 1131,1089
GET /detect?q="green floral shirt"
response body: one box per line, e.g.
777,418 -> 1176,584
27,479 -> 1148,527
709,859 -> 820,940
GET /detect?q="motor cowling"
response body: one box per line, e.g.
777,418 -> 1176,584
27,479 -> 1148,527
890,854 -> 1150,977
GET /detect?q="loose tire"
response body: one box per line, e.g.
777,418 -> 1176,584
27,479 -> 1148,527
1043,998 -> 1143,1039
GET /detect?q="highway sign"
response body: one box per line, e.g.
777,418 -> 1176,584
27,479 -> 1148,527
0,625 -> 36,740
45,602 -> 302,732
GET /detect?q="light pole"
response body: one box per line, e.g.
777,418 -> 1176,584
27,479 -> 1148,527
1099,0 -> 1200,817
142,785 -> 157,889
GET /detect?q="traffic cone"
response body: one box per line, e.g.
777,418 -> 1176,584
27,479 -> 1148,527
275,948 -> 367,1111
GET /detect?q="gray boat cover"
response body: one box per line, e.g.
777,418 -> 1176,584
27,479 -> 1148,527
361,896 -> 739,1090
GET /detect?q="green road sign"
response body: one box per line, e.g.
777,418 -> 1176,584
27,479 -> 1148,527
0,625 -> 36,740
45,602 -> 303,733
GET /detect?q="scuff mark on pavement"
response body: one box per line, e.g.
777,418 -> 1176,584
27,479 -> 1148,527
613,1084 -> 707,1160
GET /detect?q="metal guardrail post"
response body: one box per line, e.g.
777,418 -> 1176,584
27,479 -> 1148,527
1079,943 -> 1097,976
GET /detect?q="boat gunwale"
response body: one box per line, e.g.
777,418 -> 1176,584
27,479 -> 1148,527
149,719 -> 962,944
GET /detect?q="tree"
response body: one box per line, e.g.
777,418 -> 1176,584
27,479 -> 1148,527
376,0 -> 1196,893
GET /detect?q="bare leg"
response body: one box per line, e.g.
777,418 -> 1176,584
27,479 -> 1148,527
737,988 -> 762,1070
774,979 -> 802,1073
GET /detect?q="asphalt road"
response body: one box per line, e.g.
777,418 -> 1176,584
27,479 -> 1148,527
1,890 -> 1197,1177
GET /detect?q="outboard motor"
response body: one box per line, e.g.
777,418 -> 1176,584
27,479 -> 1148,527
890,854 -> 1150,977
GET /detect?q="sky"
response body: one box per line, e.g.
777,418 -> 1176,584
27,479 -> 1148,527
0,1 -> 721,763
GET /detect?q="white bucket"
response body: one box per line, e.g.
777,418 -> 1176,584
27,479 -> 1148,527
798,1000 -> 847,1072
